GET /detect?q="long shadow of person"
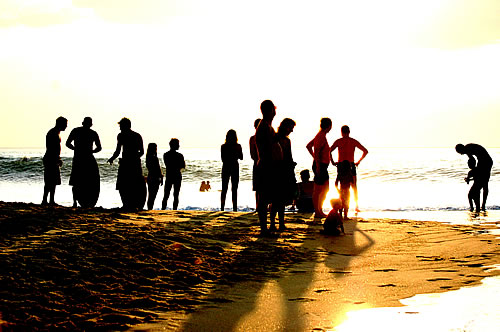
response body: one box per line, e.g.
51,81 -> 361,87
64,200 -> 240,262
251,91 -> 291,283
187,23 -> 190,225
180,216 -> 375,331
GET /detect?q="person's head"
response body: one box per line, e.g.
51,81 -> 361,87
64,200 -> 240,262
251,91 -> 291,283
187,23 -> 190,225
170,138 -> 180,150
330,198 -> 342,211
341,125 -> 350,137
320,117 -> 332,132
260,100 -> 276,120
225,129 -> 238,144
82,117 -> 92,128
147,143 -> 157,156
278,118 -> 296,137
55,116 -> 68,131
300,169 -> 310,182
254,118 -> 261,129
455,144 -> 465,154
467,157 -> 476,169
201,181 -> 206,185
118,117 -> 131,131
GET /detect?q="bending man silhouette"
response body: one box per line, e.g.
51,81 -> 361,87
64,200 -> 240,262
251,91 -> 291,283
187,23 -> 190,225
455,143 -> 493,211
108,118 -> 145,210
330,125 -> 368,212
66,117 -> 102,208
42,116 -> 68,206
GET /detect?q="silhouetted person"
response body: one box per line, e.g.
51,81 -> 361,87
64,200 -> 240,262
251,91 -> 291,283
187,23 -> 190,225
321,198 -> 345,235
296,169 -> 314,213
200,181 -> 207,192
108,118 -> 145,210
66,117 -> 102,208
249,118 -> 261,209
206,181 -> 211,191
335,160 -> 354,219
146,143 -> 163,210
42,116 -> 68,206
456,143 -> 493,211
330,125 -> 368,212
464,157 -> 481,213
255,100 -> 281,236
162,138 -> 185,210
306,118 -> 332,218
271,118 -> 296,231
221,129 -> 243,212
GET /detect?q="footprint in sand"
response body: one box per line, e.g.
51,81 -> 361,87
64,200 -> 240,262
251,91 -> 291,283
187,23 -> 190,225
288,297 -> 315,302
378,283 -> 396,287
314,289 -> 330,294
374,268 -> 398,272
460,263 -> 483,268
433,269 -> 458,272
426,278 -> 452,282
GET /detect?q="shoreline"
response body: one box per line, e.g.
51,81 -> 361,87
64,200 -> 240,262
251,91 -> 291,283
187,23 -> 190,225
0,201 -> 499,330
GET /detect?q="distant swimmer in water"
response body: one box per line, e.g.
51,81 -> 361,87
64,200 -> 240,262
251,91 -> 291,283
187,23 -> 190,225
66,117 -> 102,208
456,143 -> 493,212
42,116 -> 67,206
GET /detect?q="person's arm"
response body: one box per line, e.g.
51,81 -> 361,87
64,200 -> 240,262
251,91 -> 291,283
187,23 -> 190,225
355,140 -> 368,166
249,137 -> 258,161
238,144 -> 243,160
108,135 -> 122,164
306,138 -> 314,158
180,154 -> 186,170
329,141 -> 338,166
93,132 -> 102,154
137,135 -> 144,158
65,130 -> 75,150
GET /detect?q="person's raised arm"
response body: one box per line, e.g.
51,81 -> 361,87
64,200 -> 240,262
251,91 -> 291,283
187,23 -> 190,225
355,141 -> 368,166
108,135 -> 122,164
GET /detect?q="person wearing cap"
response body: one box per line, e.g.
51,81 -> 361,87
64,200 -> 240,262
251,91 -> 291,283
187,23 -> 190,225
108,117 -> 145,210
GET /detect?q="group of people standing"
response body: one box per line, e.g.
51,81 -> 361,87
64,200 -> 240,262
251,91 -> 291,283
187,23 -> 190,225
42,116 -> 185,211
251,100 -> 369,236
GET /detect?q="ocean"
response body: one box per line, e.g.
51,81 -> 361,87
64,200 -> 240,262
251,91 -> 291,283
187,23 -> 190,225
1,147 -> 499,225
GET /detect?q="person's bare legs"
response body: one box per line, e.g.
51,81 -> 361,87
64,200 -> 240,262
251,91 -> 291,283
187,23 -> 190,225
481,183 -> 489,211
352,175 -> 360,212
313,183 -> 328,218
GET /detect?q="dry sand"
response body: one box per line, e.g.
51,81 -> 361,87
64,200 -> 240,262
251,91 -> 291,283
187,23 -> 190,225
0,201 -> 498,331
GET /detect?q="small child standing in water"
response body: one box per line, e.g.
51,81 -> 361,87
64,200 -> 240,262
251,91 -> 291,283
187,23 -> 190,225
465,157 -> 481,213
322,198 -> 345,235
146,143 -> 163,210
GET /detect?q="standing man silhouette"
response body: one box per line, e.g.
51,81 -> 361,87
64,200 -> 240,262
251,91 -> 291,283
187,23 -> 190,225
255,100 -> 281,236
42,116 -> 68,206
330,125 -> 368,212
306,118 -> 332,218
66,117 -> 102,207
108,118 -> 145,210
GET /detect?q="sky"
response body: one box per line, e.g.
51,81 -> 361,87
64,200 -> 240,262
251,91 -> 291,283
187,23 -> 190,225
0,0 -> 499,150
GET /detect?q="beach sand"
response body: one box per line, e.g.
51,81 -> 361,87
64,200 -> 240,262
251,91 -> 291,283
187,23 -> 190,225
0,202 -> 498,331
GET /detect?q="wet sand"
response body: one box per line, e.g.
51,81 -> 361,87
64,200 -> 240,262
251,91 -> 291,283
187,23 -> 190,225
0,201 -> 498,331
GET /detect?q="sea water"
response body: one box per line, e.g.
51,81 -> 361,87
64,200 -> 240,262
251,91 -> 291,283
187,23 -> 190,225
1,147 -> 499,225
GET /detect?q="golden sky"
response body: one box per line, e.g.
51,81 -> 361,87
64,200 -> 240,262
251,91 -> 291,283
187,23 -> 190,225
0,0 -> 499,149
